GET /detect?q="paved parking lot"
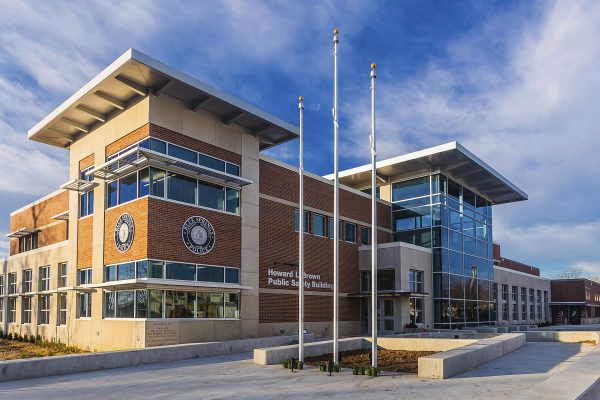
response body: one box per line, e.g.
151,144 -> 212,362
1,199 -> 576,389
0,342 -> 593,400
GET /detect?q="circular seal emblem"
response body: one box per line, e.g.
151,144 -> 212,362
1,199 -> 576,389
114,213 -> 135,253
182,216 -> 216,255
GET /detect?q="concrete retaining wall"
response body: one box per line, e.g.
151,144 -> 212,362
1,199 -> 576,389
0,334 -> 313,382
254,337 -> 366,365
418,333 -> 526,379
515,345 -> 600,400
525,331 -> 600,344
373,337 -> 476,352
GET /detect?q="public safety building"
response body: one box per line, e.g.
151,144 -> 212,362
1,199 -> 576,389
0,50 -> 553,351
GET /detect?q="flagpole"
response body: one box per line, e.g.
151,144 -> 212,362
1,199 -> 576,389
298,95 -> 305,363
370,63 -> 378,368
332,27 -> 340,365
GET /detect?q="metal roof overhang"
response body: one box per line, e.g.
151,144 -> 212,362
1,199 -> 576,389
6,228 -> 40,238
87,146 -> 253,187
59,178 -> 98,192
28,49 -> 298,151
326,142 -> 527,205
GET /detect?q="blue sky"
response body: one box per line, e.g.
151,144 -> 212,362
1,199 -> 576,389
0,0 -> 599,278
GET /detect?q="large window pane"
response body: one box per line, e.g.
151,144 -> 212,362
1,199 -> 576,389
107,181 -> 118,208
165,291 -> 194,318
345,223 -> 356,243
224,293 -> 239,318
206,293 -> 224,318
312,214 -> 327,237
198,154 -> 225,171
150,168 -> 165,197
166,263 -> 196,281
118,263 -> 136,280
197,265 -> 224,282
167,173 -> 196,204
119,173 -> 137,204
136,290 -> 148,318
150,138 -> 167,153
136,261 -> 148,278
394,207 -> 431,231
225,163 -> 240,176
198,181 -> 224,210
294,209 -> 310,233
148,289 -> 163,318
105,291 -> 115,318
379,270 -> 395,291
168,144 -> 197,163
225,268 -> 240,284
392,177 -> 430,202
149,260 -> 164,279
116,291 -> 135,318
138,168 -> 150,198
225,188 -> 240,214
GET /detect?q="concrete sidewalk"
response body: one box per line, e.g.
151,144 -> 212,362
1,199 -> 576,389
0,342 -> 593,400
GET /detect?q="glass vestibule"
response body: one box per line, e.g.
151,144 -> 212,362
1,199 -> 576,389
391,173 -> 495,328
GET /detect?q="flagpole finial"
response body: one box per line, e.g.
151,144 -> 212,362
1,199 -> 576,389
371,63 -> 376,70
298,96 -> 304,109
334,28 -> 339,34
299,96 -> 304,102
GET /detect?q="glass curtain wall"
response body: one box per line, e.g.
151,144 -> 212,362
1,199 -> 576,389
391,174 -> 495,328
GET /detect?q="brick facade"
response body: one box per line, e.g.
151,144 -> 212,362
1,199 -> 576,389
259,292 -> 359,323
77,216 -> 94,268
104,197 -> 149,265
9,191 -> 69,256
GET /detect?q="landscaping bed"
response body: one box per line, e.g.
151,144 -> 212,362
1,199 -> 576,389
305,348 -> 438,373
0,338 -> 83,360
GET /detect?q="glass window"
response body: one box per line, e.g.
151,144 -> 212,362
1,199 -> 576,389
148,289 -> 164,318
206,292 -> 224,318
294,209 -> 310,233
166,262 -> 196,281
58,293 -> 67,325
225,163 -> 240,176
392,177 -> 430,202
22,296 -> 32,324
149,260 -> 164,279
39,295 -> 50,324
197,265 -> 224,282
104,291 -> 115,318
410,297 -> 424,324
409,270 -> 424,293
105,265 -> 117,282
329,218 -> 343,239
118,263 -> 136,280
463,188 -> 476,209
150,138 -> 167,153
450,275 -> 464,299
8,273 -> 17,294
168,144 -> 197,163
165,290 -> 195,318
119,172 -> 137,204
136,260 -> 148,278
225,188 -> 240,214
394,228 -> 432,248
224,293 -> 240,318
449,230 -> 463,252
394,207 -> 431,231
7,297 -> 16,323
379,269 -> 395,291
447,179 -> 461,201
198,153 -> 225,171
39,266 -> 50,291
225,268 -> 240,284
464,235 -> 476,255
0,275 -> 3,296
361,226 -> 371,245
138,168 -> 150,198
198,181 -> 224,210
136,290 -> 148,318
78,292 -> 91,318
449,250 -> 463,275
150,168 -> 165,197
107,181 -> 118,208
116,291 -> 135,318
167,172 -> 196,204
312,214 -> 327,237
23,269 -> 32,293
58,262 -> 68,288
79,268 -> 92,285
345,222 -> 356,243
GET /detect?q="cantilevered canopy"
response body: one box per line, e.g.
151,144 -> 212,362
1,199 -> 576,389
6,228 -> 40,238
29,49 -> 298,151
325,142 -> 527,205
86,146 -> 253,187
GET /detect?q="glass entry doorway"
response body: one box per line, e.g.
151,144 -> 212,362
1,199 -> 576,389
360,298 -> 395,335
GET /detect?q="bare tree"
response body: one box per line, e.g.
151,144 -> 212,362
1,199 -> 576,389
559,268 -> 583,279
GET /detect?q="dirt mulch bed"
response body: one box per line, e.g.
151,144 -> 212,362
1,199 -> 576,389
0,339 -> 83,361
305,348 -> 438,373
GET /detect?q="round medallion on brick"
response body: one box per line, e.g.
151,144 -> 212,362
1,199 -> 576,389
114,213 -> 135,253
182,216 -> 216,255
